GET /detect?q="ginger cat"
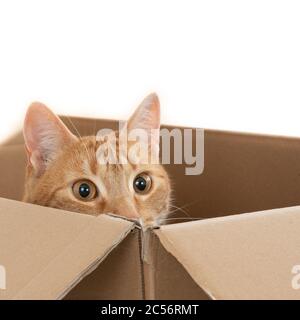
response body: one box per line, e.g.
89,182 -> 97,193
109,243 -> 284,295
22,93 -> 171,229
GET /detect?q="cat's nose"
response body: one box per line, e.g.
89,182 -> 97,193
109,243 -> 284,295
111,204 -> 140,220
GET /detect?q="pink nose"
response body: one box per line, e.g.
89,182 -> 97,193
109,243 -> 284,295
112,205 -> 140,219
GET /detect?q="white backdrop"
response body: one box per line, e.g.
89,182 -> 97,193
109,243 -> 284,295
0,0 -> 300,142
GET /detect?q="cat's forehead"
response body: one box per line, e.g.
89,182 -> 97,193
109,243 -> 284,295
73,133 -> 146,164
69,135 -> 135,172
73,134 -> 117,156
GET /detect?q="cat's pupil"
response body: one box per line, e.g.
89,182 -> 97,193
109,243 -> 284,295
134,177 -> 147,191
79,183 -> 90,198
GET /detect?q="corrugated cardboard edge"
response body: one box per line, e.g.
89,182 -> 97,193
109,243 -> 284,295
140,230 -> 156,300
12,215 -> 136,300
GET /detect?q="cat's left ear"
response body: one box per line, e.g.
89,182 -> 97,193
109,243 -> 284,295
127,93 -> 160,150
23,102 -> 77,176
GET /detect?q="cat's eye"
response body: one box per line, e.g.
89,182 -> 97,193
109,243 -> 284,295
133,173 -> 152,194
72,180 -> 97,201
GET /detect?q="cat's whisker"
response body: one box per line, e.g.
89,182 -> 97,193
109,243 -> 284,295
167,209 -> 185,218
175,199 -> 200,211
168,199 -> 201,217
65,116 -> 92,162
65,116 -> 82,140
168,204 -> 191,218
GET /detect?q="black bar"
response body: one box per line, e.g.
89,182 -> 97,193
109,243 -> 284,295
0,300 -> 298,319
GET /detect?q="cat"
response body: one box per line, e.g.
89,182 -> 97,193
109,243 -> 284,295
22,93 -> 171,229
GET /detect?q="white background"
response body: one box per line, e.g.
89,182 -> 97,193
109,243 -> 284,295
0,0 -> 300,142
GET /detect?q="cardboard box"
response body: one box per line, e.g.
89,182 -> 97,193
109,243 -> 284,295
1,116 -> 300,299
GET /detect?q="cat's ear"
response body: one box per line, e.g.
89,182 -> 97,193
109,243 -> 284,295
127,93 -> 160,149
23,102 -> 77,176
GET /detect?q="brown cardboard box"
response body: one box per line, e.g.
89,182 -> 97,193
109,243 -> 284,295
1,116 -> 300,299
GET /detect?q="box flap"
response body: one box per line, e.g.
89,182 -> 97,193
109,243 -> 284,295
155,206 -> 300,299
0,198 -> 135,300
64,229 -> 143,300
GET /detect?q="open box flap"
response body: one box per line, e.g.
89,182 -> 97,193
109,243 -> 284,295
155,206 -> 300,299
0,198 -> 135,300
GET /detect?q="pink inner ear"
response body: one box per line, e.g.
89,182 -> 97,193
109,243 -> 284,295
23,102 -> 77,174
128,93 -> 161,132
126,93 -> 161,163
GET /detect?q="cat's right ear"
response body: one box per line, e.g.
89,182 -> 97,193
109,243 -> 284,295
23,102 -> 77,176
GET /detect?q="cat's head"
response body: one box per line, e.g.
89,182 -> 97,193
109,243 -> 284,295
22,93 -> 171,229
